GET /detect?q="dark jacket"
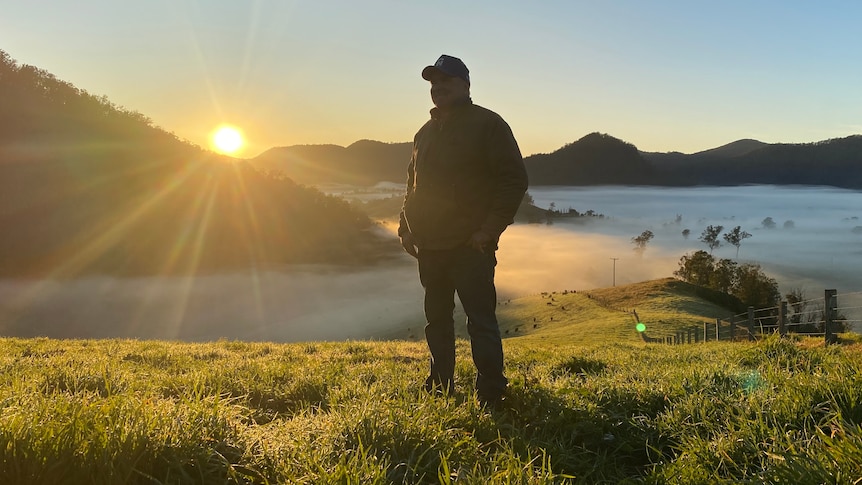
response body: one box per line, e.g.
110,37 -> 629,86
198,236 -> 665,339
398,100 -> 528,250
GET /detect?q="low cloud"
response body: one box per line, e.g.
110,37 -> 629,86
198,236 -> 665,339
496,224 -> 677,297
0,223 -> 680,342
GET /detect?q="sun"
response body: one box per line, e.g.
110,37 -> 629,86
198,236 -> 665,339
211,125 -> 245,155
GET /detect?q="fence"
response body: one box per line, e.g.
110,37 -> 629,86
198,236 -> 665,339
638,289 -> 862,345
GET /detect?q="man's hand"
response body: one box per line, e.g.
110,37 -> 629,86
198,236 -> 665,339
400,233 -> 418,258
467,231 -> 493,253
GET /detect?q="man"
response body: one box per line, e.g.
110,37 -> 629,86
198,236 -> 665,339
398,54 -> 528,407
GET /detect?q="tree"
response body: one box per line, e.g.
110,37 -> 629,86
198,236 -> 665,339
733,263 -> 780,308
674,250 -> 715,286
762,217 -> 776,229
631,230 -> 654,256
682,229 -> 690,240
674,252 -> 780,309
723,225 -> 752,258
709,258 -> 738,293
783,220 -> 795,229
699,225 -> 724,253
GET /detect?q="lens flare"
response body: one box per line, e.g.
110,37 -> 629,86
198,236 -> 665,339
636,322 -> 646,332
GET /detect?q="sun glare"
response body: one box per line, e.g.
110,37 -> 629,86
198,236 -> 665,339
211,125 -> 245,155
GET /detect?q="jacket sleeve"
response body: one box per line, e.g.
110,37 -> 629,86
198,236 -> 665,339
397,144 -> 416,237
479,118 -> 528,238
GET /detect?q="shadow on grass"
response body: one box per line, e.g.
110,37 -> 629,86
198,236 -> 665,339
479,379 -> 670,482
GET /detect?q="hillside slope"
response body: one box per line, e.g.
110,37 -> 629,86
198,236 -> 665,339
0,50 -> 395,277
381,278 -> 739,345
253,140 -> 411,185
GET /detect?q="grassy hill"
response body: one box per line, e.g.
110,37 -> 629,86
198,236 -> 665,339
382,278 -> 737,345
0,49 -> 395,277
2,279 -> 861,483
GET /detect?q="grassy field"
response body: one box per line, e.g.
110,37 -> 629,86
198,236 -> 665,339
1,279 -> 861,483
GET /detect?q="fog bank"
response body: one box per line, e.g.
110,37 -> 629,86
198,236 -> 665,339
0,224 -> 676,342
2,185 -> 859,341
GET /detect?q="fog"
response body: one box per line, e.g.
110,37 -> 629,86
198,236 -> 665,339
1,185 -> 859,341
528,185 -> 862,294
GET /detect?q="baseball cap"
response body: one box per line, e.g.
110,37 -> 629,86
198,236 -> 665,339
421,55 -> 470,85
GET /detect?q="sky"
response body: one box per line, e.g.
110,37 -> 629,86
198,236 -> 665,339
2,0 -> 860,158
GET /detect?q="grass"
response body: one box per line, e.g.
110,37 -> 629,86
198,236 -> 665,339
1,279 -> 861,483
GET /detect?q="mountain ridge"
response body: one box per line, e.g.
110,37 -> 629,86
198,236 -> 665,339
252,134 -> 862,189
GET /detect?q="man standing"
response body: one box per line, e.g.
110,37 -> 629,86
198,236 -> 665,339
399,54 -> 528,407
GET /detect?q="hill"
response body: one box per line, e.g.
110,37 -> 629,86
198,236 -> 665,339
253,131 -> 862,190
691,138 -> 768,158
0,49 -> 396,277
380,278 -> 740,344
253,139 -> 412,185
642,135 -> 862,187
524,132 -> 656,185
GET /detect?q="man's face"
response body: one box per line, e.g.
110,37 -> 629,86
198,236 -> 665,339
429,73 -> 469,110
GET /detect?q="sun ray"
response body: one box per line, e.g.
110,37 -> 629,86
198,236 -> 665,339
231,163 -> 268,325
162,175 -> 220,338
2,158 -> 204,326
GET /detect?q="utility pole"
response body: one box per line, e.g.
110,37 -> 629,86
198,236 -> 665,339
610,258 -> 619,287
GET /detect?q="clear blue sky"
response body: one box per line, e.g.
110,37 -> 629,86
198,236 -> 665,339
2,0 -> 860,157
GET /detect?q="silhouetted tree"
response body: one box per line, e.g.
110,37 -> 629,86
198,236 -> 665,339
723,225 -> 752,258
631,230 -> 654,256
682,229 -> 691,240
762,217 -> 776,229
783,220 -> 795,229
699,225 -> 724,253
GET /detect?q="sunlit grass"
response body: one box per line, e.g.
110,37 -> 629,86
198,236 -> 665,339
0,335 -> 860,483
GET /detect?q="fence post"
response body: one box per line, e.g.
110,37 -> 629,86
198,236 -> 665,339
778,301 -> 787,337
703,321 -> 708,342
729,316 -> 736,342
825,289 -> 838,345
747,306 -> 755,341
715,318 -> 721,341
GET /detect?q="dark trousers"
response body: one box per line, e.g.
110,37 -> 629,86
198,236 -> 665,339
418,246 -> 507,399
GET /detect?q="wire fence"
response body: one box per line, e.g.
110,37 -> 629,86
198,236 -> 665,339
638,288 -> 862,345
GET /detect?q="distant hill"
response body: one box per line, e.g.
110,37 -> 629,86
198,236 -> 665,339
256,131 -> 862,190
641,136 -> 862,187
644,139 -> 767,163
691,138 -> 768,158
0,49 -> 393,277
525,132 -> 655,185
254,140 -> 411,185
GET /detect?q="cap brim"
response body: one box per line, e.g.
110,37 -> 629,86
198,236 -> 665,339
421,65 -> 441,81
